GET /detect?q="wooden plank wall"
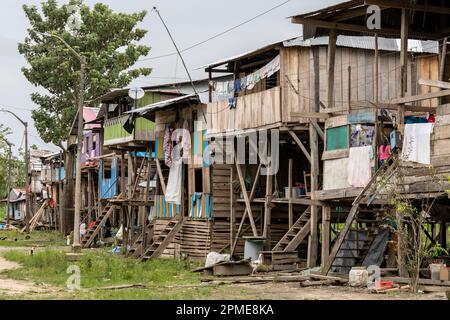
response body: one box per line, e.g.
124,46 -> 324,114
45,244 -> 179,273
153,219 -> 212,260
280,46 -> 439,118
394,104 -> 450,195
206,86 -> 281,134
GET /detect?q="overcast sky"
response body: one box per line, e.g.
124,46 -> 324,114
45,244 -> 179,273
0,0 -> 339,155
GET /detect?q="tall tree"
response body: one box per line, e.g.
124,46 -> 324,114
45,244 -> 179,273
19,0 -> 151,147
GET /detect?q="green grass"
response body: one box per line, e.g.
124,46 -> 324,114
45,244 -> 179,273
1,249 -> 203,289
0,230 -> 65,247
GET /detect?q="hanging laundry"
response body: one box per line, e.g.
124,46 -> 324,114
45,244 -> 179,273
227,81 -> 234,94
234,79 -> 241,93
240,76 -> 248,91
181,120 -> 191,161
350,124 -> 375,147
228,97 -> 237,109
266,55 -> 280,78
401,123 -> 433,165
379,144 -> 391,161
163,125 -> 173,167
165,149 -> 183,205
428,113 -> 435,123
347,146 -> 372,188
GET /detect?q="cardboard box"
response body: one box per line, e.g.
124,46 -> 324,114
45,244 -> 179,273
440,266 -> 450,281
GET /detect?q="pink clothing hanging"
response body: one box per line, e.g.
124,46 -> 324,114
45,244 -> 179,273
379,145 -> 391,161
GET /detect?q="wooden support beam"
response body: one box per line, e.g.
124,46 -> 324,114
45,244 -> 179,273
291,16 -> 406,39
364,0 -> 450,15
230,166 -> 236,252
439,38 -> 448,94
288,130 -> 311,163
230,162 -> 262,255
419,79 -> 450,90
288,159 -> 293,229
308,117 -> 320,267
389,89 -> 450,105
399,8 -> 409,124
309,119 -> 324,141
263,171 -> 273,244
290,112 -> 330,119
351,100 -> 437,113
234,154 -> 258,237
321,206 -> 331,268
440,222 -> 447,250
328,30 -> 337,111
155,159 -> 166,194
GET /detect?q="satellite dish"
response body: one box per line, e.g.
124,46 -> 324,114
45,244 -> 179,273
128,87 -> 145,100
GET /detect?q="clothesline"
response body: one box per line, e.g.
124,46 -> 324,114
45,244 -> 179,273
212,54 -> 280,95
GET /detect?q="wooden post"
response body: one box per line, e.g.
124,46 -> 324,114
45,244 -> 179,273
208,70 -> 213,103
58,151 -> 63,232
119,152 -> 125,248
288,159 -> 293,229
327,30 -> 337,110
321,205 -> 331,267
439,37 -> 448,104
440,222 -> 447,250
263,170 -> 273,246
439,37 -> 448,82
308,124 -> 320,267
347,66 -> 351,114
155,159 -> 167,194
230,166 -> 236,251
87,170 -> 92,224
399,8 -> 409,124
374,34 -> 380,169
234,157 -> 258,237
230,162 -> 262,255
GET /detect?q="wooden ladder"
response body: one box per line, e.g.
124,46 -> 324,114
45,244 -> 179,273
141,217 -> 187,260
330,214 -> 384,273
127,223 -> 154,258
81,194 -> 122,248
272,206 -> 312,252
321,155 -> 399,275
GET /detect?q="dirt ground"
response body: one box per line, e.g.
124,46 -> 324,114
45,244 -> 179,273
0,246 -> 63,297
222,282 -> 447,300
0,246 -> 447,300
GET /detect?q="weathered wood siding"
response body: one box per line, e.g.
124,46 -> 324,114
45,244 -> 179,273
206,86 -> 281,134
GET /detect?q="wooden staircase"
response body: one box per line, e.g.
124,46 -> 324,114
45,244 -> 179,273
128,223 -> 154,258
272,207 -> 312,252
141,217 -> 187,261
81,194 -> 122,248
321,154 -> 399,275
330,214 -> 384,273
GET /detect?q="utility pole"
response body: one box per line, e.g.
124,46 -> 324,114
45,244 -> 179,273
6,140 -> 12,226
0,110 -> 30,233
72,56 -> 86,252
38,32 -> 87,252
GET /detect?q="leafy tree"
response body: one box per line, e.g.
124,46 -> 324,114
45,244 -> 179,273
19,0 -> 151,147
0,125 -> 24,199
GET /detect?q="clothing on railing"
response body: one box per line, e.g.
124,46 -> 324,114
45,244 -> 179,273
401,123 -> 434,165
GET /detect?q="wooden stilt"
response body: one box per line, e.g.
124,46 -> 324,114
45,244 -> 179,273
230,162 -> 262,255
288,159 -> 293,229
234,154 -> 258,237
321,205 -> 331,267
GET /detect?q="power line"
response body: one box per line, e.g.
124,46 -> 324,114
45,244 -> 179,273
138,0 -> 292,62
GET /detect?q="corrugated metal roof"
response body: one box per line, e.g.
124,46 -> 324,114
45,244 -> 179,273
283,35 -> 439,54
125,94 -> 200,116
